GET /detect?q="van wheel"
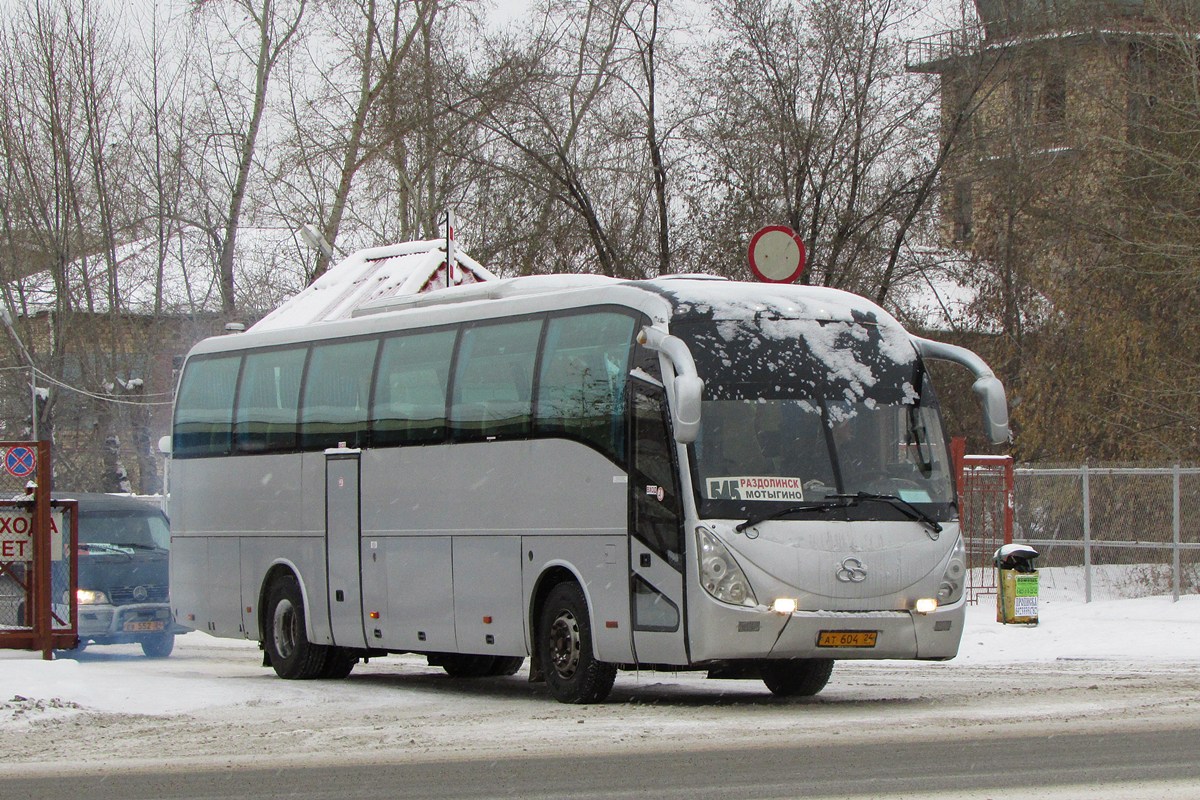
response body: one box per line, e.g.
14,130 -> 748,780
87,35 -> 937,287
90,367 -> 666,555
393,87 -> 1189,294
264,575 -> 327,679
760,658 -> 834,697
538,582 -> 616,704
141,632 -> 175,658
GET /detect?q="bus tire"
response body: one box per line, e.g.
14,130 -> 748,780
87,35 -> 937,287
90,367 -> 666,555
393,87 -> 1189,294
760,658 -> 834,697
488,656 -> 525,677
438,654 -> 496,678
264,575 -> 327,680
319,647 -> 358,679
538,582 -> 616,704
141,632 -> 175,659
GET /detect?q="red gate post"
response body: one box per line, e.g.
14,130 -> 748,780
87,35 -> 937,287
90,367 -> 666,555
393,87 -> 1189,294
34,440 -> 53,659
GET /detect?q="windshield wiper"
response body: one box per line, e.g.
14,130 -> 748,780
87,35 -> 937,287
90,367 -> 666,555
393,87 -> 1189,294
78,542 -> 135,554
826,492 -> 943,538
112,542 -> 165,551
735,499 -> 853,532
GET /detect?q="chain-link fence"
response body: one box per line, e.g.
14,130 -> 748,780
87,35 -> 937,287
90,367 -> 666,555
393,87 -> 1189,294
1014,466 -> 1200,602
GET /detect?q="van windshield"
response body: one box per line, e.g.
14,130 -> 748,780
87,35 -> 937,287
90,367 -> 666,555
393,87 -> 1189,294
79,511 -> 171,551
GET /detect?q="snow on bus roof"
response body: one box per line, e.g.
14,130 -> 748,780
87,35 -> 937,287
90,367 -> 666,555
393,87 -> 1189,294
249,241 -> 498,333
651,278 -> 899,325
651,279 -> 920,392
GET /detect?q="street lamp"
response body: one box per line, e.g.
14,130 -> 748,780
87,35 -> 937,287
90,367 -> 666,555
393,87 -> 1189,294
0,307 -> 39,441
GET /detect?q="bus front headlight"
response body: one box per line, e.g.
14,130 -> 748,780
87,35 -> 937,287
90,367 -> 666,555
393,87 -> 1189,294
697,528 -> 757,607
936,536 -> 967,605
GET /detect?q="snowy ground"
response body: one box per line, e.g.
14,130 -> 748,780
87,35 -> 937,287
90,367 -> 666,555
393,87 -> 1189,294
2,592 -> 1199,779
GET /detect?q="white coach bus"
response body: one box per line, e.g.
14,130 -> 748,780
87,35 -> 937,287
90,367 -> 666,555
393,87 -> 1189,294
168,274 -> 1008,703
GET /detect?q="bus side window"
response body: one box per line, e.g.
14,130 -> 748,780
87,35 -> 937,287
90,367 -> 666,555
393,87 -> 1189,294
173,355 -> 241,458
234,347 -> 306,454
371,329 -> 456,446
299,338 -> 378,450
450,318 -> 542,441
536,311 -> 637,465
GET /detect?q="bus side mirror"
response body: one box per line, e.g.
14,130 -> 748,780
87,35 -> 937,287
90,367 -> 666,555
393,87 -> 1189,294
973,376 -> 1010,445
158,435 -> 173,455
673,375 -> 703,444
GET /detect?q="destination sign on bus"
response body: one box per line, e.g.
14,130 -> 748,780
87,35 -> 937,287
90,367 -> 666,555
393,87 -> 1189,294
706,476 -> 806,502
0,509 -> 65,562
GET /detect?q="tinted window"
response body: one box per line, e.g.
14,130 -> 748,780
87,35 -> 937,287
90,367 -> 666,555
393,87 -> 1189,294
234,348 -> 306,453
631,381 -> 684,569
536,311 -> 636,463
451,319 -> 542,440
300,338 -> 378,450
371,329 -> 456,446
173,355 -> 240,458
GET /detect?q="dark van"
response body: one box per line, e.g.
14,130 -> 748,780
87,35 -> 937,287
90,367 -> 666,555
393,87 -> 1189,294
59,493 -> 186,657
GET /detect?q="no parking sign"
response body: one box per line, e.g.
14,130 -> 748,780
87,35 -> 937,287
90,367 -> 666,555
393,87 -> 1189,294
4,446 -> 36,480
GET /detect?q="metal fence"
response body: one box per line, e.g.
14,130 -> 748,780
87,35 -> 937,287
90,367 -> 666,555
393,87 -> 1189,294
1013,466 -> 1200,602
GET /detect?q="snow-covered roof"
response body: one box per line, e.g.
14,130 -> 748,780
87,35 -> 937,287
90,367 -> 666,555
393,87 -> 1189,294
249,241 -> 497,333
5,226 -> 308,320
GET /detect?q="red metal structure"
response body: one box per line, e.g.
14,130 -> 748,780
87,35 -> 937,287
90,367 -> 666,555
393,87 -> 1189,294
0,440 -> 78,658
952,437 -> 1014,604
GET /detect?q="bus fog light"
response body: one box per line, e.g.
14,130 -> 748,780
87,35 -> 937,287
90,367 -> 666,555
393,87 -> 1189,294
914,597 -> 938,614
771,598 -> 797,614
697,527 -> 757,608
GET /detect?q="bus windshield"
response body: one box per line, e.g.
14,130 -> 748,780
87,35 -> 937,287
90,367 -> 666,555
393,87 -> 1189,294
673,315 -> 956,523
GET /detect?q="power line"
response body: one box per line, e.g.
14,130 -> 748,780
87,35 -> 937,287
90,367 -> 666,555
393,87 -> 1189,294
26,368 -> 176,407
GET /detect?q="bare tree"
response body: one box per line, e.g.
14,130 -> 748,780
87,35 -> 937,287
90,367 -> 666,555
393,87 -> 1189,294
683,0 -> 952,297
266,0 -> 440,282
462,0 -> 648,277
191,0 -> 308,316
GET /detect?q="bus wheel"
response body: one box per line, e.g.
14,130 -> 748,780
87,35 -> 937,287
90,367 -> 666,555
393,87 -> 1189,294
760,658 -> 834,697
141,632 -> 175,659
319,647 -> 358,679
538,582 -> 616,704
264,575 -> 327,680
438,654 -> 496,678
488,656 -> 525,677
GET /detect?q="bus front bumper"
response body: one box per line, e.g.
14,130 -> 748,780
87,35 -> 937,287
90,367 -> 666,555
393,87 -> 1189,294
689,600 -> 966,662
764,603 -> 966,661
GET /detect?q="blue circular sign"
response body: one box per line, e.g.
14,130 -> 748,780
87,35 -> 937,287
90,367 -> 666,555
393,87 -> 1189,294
5,446 -> 36,479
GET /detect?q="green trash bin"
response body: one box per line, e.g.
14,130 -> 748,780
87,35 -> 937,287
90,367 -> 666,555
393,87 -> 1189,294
994,544 -> 1039,625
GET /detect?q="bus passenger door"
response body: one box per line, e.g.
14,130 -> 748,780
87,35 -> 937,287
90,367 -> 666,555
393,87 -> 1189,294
629,380 -> 689,666
326,448 -> 367,650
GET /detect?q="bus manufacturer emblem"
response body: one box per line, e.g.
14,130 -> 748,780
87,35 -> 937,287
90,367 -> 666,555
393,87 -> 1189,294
836,557 -> 868,583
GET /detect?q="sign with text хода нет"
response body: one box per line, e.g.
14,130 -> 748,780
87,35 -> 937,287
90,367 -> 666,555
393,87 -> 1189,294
0,509 -> 65,562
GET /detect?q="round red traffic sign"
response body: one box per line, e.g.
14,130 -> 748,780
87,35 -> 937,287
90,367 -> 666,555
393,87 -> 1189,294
4,446 -> 36,479
748,225 -> 806,284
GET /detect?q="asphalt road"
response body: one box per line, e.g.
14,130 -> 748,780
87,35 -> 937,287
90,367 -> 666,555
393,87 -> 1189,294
5,725 -> 1198,800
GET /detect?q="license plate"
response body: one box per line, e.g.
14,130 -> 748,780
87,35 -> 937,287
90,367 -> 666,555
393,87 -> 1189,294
124,620 -> 165,633
817,630 -> 877,648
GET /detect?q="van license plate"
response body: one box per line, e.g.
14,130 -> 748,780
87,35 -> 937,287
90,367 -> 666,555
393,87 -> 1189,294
817,630 -> 877,648
124,621 -> 165,632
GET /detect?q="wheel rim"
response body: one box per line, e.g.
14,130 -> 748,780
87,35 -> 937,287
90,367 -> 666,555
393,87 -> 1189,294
548,608 -> 581,679
272,598 -> 297,660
